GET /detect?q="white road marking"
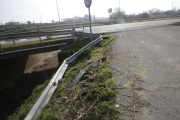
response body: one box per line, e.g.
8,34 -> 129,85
0,41 -> 6,44
19,39 -> 27,41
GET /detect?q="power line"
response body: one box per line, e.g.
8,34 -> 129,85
0,1 -> 53,12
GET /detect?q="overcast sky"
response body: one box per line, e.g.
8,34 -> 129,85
0,0 -> 179,24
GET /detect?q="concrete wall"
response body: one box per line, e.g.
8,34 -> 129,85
0,50 -> 60,91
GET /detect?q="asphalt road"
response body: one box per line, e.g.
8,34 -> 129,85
108,25 -> 180,120
81,19 -> 180,34
0,19 -> 179,45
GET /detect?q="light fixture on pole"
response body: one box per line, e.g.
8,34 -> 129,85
56,0 -> 60,23
84,0 -> 92,42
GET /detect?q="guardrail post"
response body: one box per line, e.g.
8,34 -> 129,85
10,34 -> 15,45
37,25 -> 42,46
71,22 -> 76,44
82,22 -> 84,31
0,43 -> 3,53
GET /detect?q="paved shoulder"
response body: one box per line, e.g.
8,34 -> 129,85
108,25 -> 180,120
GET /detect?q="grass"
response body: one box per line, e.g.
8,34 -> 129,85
36,34 -> 119,120
7,34 -> 119,120
7,76 -> 53,120
174,22 -> 180,26
0,27 -> 25,32
64,36 -> 91,51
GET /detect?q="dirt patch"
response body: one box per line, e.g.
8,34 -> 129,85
30,51 -> 60,73
115,73 -> 154,120
24,50 -> 61,73
107,49 -> 132,61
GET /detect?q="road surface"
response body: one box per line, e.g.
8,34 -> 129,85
108,25 -> 180,120
82,19 -> 180,34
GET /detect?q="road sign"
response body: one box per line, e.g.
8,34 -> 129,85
108,8 -> 112,13
84,0 -> 92,8
84,0 -> 92,42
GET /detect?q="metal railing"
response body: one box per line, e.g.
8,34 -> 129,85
0,23 -> 82,54
0,15 -> 179,54
0,43 -> 67,56
0,23 -> 82,33
0,22 -> 85,50
0,30 -> 72,42
1,15 -> 180,32
25,32 -> 103,120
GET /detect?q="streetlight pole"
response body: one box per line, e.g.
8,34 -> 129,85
172,1 -> 174,15
172,1 -> 176,15
119,0 -> 120,12
56,0 -> 60,23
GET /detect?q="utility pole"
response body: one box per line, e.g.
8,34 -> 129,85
172,1 -> 176,15
88,8 -> 92,42
119,0 -> 120,12
56,0 -> 60,23
172,1 -> 174,15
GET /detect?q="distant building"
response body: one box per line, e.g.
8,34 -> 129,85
62,17 -> 79,22
5,22 -> 20,26
96,17 -> 108,21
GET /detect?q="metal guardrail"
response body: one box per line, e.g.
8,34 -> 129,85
0,30 -> 72,40
0,43 -> 67,56
1,15 -> 180,31
0,15 -> 179,42
0,23 -> 82,33
0,23 -> 82,56
25,32 -> 103,120
0,23 -> 83,47
1,16 -> 179,55
75,32 -> 100,38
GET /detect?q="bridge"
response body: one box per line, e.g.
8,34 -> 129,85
0,18 -> 180,120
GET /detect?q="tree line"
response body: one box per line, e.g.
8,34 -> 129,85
109,8 -> 180,20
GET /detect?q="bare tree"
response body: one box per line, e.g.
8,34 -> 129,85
109,7 -> 126,20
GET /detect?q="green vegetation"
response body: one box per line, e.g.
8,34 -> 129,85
7,34 -> 119,120
174,22 -> 180,26
0,27 -> 24,32
37,34 -> 119,120
125,16 -> 180,23
64,36 -> 91,51
7,76 -> 52,120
